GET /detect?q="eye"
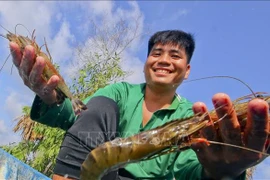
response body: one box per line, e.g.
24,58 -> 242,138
171,55 -> 180,59
152,53 -> 160,57
256,94 -> 263,98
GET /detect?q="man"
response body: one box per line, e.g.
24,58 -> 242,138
10,30 -> 269,180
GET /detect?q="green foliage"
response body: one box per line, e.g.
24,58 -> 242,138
30,124 -> 65,176
71,51 -> 129,100
1,140 -> 35,163
22,106 -> 31,114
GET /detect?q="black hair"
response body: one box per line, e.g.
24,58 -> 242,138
147,30 -> 195,63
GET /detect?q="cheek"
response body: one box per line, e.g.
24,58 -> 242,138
174,64 -> 189,77
144,61 -> 153,72
175,63 -> 186,72
143,63 -> 150,77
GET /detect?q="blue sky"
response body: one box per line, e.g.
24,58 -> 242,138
0,1 -> 269,179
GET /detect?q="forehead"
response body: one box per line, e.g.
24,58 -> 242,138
152,43 -> 185,52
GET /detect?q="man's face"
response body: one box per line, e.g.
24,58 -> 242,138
144,43 -> 190,89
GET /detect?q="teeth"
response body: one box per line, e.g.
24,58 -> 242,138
156,69 -> 170,73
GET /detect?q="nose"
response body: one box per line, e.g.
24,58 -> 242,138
157,54 -> 170,64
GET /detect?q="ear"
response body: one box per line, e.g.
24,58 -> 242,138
143,61 -> 147,73
184,64 -> 191,79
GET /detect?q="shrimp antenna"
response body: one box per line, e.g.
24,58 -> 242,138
44,37 -> 53,62
0,25 -> 12,74
0,53 -> 11,74
0,24 -> 12,34
31,29 -> 36,40
0,34 -> 7,39
184,76 -> 256,97
207,140 -> 270,157
15,23 -> 31,37
10,64 -> 14,75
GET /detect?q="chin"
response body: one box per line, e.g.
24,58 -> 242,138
151,81 -> 174,88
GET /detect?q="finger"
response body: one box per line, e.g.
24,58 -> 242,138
192,102 -> 221,161
191,141 -> 209,163
212,93 -> 243,160
192,102 -> 217,141
244,98 -> 269,154
39,75 -> 59,104
9,42 -> 22,67
266,138 -> 270,154
19,45 -> 36,78
29,56 -> 46,89
43,75 -> 59,96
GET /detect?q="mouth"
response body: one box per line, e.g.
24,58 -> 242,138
154,68 -> 172,74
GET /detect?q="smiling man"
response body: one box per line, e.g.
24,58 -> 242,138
9,30 -> 269,180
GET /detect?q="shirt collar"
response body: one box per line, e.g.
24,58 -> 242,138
141,83 -> 182,110
167,93 -> 182,110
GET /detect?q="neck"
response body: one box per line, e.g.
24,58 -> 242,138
144,84 -> 176,110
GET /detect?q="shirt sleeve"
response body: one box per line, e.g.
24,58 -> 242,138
83,82 -> 126,105
30,96 -> 76,130
30,82 -> 127,130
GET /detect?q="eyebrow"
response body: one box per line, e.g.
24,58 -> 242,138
170,49 -> 181,54
151,48 -> 182,54
151,48 -> 163,52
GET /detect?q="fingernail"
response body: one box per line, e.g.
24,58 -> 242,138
25,46 -> 34,57
195,106 -> 205,113
213,97 -> 228,107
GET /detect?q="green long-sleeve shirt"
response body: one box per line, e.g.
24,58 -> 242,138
30,82 -> 245,179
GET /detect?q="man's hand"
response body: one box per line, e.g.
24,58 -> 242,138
191,93 -> 269,179
10,42 -> 59,105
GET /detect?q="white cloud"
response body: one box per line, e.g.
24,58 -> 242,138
0,133 -> 21,146
63,1 -> 145,84
3,86 -> 33,119
49,21 -> 75,64
115,1 -> 145,52
0,119 -> 21,146
0,1 -> 55,39
0,120 -> 8,133
4,92 -> 24,117
0,1 -> 73,67
1,88 -> 32,146
87,1 -> 114,17
121,51 -> 145,84
0,1 -> 58,86
75,1 -> 145,52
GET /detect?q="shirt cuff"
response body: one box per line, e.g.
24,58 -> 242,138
30,95 -> 76,130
